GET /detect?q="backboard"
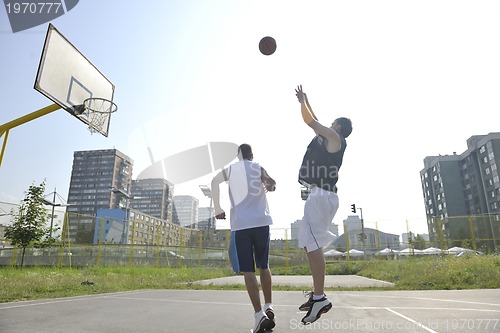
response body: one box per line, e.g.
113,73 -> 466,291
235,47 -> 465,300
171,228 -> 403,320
34,24 -> 115,137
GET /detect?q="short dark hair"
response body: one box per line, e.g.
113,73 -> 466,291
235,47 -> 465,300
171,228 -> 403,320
238,144 -> 253,160
335,117 -> 352,138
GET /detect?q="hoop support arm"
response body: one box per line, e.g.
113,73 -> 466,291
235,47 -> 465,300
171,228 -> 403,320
0,103 -> 61,167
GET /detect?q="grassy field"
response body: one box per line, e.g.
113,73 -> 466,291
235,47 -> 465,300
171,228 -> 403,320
1,255 -> 498,303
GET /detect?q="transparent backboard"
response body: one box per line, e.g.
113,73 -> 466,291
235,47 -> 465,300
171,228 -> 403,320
34,24 -> 115,137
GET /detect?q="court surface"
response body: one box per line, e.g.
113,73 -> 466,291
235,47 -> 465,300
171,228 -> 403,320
1,277 -> 499,333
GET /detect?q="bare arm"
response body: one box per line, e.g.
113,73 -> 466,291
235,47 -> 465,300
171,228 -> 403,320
261,167 -> 276,192
295,85 -> 342,153
210,169 -> 227,219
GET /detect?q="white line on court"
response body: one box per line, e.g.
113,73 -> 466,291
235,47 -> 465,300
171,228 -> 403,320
343,293 -> 500,307
0,290 -> 151,310
385,308 -> 439,333
102,295 -> 500,314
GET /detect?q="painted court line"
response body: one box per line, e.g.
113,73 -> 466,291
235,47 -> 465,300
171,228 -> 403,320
0,290 -> 149,310
345,293 -> 500,307
386,308 -> 439,333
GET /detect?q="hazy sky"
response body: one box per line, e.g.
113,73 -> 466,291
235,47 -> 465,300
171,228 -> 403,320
1,0 -> 499,239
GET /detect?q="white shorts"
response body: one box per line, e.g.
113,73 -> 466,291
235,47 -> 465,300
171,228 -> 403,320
298,187 -> 339,252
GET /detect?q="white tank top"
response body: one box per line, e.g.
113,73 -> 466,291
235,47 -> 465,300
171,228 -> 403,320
227,160 -> 273,231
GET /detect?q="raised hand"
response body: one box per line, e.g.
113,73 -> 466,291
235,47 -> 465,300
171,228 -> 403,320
295,85 -> 306,103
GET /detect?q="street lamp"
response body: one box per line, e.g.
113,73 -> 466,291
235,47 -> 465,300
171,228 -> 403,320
43,188 -> 71,238
109,186 -> 132,244
358,207 -> 366,258
199,184 -> 214,235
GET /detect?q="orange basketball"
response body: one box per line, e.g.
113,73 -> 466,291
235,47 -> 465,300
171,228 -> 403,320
259,36 -> 277,56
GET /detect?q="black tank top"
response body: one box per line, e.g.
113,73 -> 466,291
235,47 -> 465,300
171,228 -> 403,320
298,134 -> 347,192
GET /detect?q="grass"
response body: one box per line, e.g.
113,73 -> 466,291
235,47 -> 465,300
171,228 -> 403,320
1,255 -> 498,303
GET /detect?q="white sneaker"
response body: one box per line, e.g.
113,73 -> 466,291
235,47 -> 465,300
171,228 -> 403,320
264,305 -> 275,323
301,297 -> 332,324
253,313 -> 274,333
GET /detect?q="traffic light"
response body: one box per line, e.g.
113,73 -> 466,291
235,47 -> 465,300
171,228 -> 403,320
358,233 -> 363,241
351,204 -> 356,213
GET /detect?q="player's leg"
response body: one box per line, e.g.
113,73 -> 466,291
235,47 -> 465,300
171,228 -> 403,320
235,229 -> 273,333
253,226 -> 275,327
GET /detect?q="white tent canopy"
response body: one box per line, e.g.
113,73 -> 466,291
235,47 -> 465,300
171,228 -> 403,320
344,249 -> 365,257
423,247 -> 444,254
377,248 -> 398,256
324,249 -> 344,257
398,248 -> 424,256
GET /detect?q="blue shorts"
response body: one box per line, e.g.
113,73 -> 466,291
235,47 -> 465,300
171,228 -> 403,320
228,226 -> 270,273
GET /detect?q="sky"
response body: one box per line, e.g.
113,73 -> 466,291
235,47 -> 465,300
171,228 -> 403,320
1,0 -> 499,239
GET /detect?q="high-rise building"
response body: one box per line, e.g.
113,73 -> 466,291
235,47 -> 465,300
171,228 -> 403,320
197,206 -> 215,230
420,132 -> 500,250
130,178 -> 174,224
172,195 -> 199,227
66,149 -> 133,244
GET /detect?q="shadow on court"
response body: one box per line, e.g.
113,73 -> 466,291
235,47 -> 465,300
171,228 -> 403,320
0,276 -> 499,332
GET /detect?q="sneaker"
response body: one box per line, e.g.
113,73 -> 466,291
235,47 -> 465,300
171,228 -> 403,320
301,297 -> 332,324
253,313 -> 275,333
299,291 -> 313,311
264,306 -> 275,322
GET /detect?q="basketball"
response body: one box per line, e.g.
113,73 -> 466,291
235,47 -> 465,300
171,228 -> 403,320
259,36 -> 277,56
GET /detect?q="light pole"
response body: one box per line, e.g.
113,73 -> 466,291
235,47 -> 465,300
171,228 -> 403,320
109,186 -> 131,244
43,188 -> 71,238
358,207 -> 366,258
199,185 -> 213,243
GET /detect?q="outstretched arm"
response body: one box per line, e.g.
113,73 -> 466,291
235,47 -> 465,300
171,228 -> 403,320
295,85 -> 342,152
295,85 -> 318,124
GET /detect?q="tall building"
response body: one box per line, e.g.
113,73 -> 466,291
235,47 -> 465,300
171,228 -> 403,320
420,133 -> 500,250
66,149 -> 133,244
197,206 -> 215,230
172,195 -> 199,227
130,178 -> 174,224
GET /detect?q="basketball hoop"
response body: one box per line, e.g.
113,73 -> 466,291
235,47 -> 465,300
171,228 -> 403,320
82,97 -> 118,134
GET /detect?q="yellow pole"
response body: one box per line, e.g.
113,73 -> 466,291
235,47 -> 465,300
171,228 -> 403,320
179,227 -> 183,266
96,217 -> 104,266
284,228 -> 289,274
0,104 -> 61,167
0,129 -> 10,167
375,222 -> 381,253
198,230 -> 202,266
344,225 -> 350,270
129,219 -> 136,266
468,216 -> 477,250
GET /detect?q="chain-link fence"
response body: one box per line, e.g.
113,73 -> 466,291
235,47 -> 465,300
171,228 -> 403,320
1,201 -> 498,268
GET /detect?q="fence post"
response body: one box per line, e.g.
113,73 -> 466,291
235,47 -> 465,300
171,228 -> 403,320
96,217 -> 104,266
344,225 -> 350,270
128,219 -> 136,266
179,227 -> 183,266
198,230 -> 202,266
468,216 -> 477,250
284,228 -> 289,274
435,217 -> 446,250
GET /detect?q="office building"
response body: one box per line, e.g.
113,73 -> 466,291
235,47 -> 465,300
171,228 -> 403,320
172,195 -> 199,227
130,178 -> 174,224
66,149 -> 133,244
197,206 -> 215,230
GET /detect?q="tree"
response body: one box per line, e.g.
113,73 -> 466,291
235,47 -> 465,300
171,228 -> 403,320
4,181 -> 58,268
